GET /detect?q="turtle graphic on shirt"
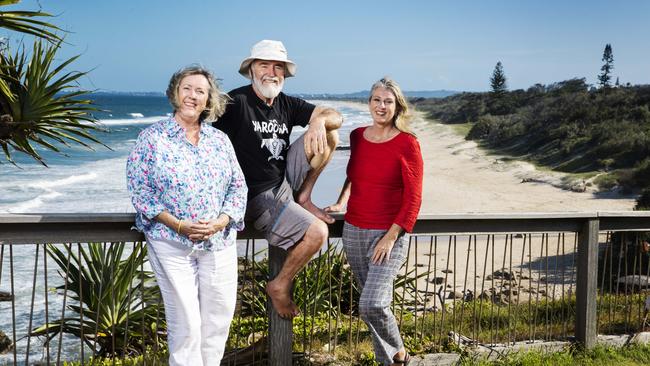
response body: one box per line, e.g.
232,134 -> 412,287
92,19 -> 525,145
261,133 -> 286,161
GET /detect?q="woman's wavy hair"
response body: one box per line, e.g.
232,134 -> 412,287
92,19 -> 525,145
166,65 -> 230,122
369,77 -> 415,136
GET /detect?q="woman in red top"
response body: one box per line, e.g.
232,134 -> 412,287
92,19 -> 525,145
326,77 -> 423,365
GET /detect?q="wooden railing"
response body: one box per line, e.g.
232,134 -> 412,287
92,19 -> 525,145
1,212 -> 650,365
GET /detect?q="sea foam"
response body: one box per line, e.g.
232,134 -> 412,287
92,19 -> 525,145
98,116 -> 164,126
6,191 -> 63,212
27,172 -> 97,190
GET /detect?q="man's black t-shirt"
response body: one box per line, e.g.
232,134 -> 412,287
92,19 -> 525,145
214,85 -> 315,198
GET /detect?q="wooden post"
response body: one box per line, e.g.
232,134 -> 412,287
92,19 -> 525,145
576,218 -> 599,348
268,245 -> 292,365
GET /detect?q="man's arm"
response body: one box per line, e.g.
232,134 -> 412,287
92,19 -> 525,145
304,106 -> 342,155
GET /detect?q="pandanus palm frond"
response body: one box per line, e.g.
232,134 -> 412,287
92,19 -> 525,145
0,40 -> 105,165
31,243 -> 164,357
0,0 -> 62,43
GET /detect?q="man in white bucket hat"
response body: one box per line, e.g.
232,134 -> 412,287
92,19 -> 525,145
214,40 -> 342,318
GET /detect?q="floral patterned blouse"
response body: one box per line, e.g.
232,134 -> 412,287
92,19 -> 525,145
126,117 -> 247,251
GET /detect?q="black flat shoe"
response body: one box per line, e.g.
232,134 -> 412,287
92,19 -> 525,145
392,353 -> 410,365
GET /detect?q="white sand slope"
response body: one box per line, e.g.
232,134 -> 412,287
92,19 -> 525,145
413,115 -> 636,214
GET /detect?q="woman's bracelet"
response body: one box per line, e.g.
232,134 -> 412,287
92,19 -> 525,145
176,219 -> 183,234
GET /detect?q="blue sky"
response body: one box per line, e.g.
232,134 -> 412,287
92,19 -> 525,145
4,0 -> 650,93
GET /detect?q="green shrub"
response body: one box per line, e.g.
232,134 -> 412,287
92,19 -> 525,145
635,188 -> 650,210
414,80 -> 650,188
593,173 -> 619,190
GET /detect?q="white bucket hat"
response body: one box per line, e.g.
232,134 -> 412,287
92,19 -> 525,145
239,40 -> 297,79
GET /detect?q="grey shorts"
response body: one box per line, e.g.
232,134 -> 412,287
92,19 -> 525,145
245,134 -> 316,250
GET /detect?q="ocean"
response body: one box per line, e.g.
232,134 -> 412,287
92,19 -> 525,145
0,93 -> 371,214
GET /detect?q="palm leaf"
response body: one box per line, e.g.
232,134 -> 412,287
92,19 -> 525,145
0,40 -> 107,165
34,243 -> 164,357
0,0 -> 63,44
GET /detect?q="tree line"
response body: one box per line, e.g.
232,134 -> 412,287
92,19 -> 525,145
412,44 -> 650,209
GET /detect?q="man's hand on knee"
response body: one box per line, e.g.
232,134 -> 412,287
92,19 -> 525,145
304,120 -> 326,155
305,106 -> 342,156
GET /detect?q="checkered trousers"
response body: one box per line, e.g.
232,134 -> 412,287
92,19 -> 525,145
342,221 -> 409,366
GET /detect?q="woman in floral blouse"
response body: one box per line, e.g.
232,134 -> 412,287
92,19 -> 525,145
126,65 -> 247,366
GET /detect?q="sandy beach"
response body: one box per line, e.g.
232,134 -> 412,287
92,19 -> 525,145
401,113 -> 636,308
412,114 -> 636,214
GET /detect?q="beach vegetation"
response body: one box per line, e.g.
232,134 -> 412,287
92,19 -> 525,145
20,239 -> 650,365
59,346 -> 168,366
237,243 -> 360,320
222,243 -> 428,364
0,0 -> 103,165
225,241 -> 650,363
450,121 -> 474,136
457,343 -> 650,366
31,243 -> 165,358
413,75 -> 650,207
593,173 -> 618,190
635,188 -> 650,210
294,292 -> 649,364
231,243 -> 429,346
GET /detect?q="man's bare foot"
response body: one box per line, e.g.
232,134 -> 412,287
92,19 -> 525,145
266,279 -> 299,319
298,198 -> 335,224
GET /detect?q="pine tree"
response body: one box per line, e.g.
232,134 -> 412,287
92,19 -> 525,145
598,44 -> 614,89
488,61 -> 511,115
490,61 -> 508,96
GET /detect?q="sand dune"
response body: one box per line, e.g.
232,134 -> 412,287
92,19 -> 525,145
413,115 -> 636,214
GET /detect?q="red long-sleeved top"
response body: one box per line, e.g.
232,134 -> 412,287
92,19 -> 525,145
344,127 -> 423,232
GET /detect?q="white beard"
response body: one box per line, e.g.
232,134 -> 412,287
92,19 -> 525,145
253,75 -> 283,99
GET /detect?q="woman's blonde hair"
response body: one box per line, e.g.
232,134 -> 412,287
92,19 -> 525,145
369,77 -> 415,136
166,65 -> 230,122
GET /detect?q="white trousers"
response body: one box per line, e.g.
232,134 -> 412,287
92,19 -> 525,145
146,236 -> 238,366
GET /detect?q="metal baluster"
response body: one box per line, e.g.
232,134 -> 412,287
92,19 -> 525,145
472,235 -> 478,343
10,245 -> 17,366
439,236 -> 452,344
459,235 -> 471,341
43,244 -> 50,365
421,235 -> 434,344
25,244 -> 40,365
